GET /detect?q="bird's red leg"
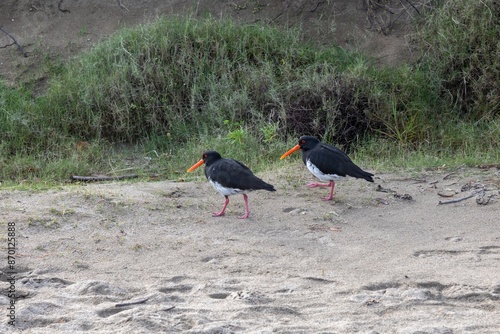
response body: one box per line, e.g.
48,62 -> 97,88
321,181 -> 336,201
238,194 -> 250,219
213,196 -> 229,217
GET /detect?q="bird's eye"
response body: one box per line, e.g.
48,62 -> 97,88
301,140 -> 305,144
203,154 -> 207,158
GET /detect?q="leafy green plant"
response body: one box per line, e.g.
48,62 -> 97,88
261,122 -> 279,143
224,119 -> 246,145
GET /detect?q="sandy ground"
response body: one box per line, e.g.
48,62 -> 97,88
1,164 -> 499,333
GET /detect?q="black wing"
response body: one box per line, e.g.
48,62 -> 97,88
206,158 -> 275,191
304,143 -> 374,181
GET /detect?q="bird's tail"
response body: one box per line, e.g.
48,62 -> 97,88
362,172 -> 374,182
264,183 -> 276,192
256,179 -> 276,192
348,167 -> 374,182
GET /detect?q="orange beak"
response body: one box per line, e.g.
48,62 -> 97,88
280,144 -> 301,159
187,159 -> 205,172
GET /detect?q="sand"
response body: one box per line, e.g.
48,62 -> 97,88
1,165 -> 499,333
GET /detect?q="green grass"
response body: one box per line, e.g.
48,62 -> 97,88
413,0 -> 500,120
0,2 -> 499,187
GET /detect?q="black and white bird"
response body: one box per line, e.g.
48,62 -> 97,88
187,150 -> 276,219
281,136 -> 374,201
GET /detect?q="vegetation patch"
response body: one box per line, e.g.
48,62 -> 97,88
0,1 -> 499,184
413,0 -> 499,120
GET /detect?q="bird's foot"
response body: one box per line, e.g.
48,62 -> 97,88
238,212 -> 250,219
321,195 -> 334,201
306,182 -> 330,188
212,211 -> 225,217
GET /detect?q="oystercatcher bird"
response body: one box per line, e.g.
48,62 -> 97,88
187,151 -> 276,219
280,136 -> 374,201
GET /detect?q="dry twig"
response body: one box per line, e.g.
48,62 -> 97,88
443,172 -> 456,180
0,26 -> 27,57
438,189 -> 485,205
115,297 -> 150,307
70,174 -> 138,182
376,184 -> 394,193
400,0 -> 420,15
117,0 -> 129,11
310,0 -> 327,13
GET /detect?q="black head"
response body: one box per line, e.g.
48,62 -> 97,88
187,150 -> 223,173
201,150 -> 222,167
297,136 -> 320,152
281,136 -> 322,160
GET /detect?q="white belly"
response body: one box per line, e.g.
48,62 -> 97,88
306,159 -> 344,182
209,178 -> 249,196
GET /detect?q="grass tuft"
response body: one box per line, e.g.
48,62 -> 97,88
413,0 -> 500,120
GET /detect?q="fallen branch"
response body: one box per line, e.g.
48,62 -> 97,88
115,297 -> 150,307
0,26 -> 27,57
438,189 -> 484,205
70,174 -> 138,182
